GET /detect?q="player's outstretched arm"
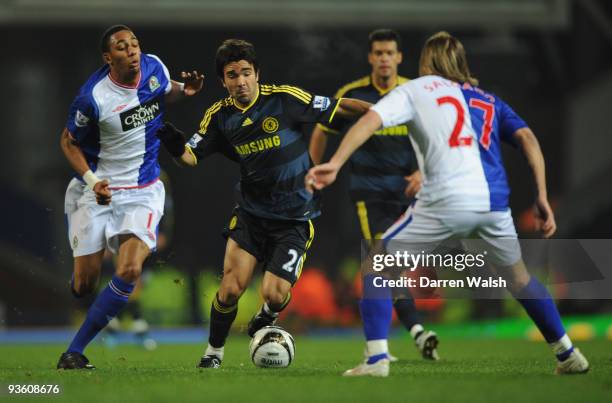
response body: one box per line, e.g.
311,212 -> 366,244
306,109 -> 381,191
60,128 -> 111,204
156,122 -> 197,167
513,127 -> 556,238
334,98 -> 372,119
165,71 -> 205,103
331,109 -> 381,167
308,125 -> 328,165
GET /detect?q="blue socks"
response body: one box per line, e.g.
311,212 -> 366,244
361,274 -> 393,363
67,275 -> 134,354
512,277 -> 573,361
360,297 -> 393,340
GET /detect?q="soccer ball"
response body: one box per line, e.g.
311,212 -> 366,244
249,326 -> 295,368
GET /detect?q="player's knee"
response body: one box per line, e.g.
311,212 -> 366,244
116,262 -> 142,283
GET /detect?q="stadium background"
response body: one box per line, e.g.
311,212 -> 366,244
0,0 -> 611,340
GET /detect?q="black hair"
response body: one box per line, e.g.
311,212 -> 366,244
368,29 -> 402,52
100,24 -> 133,53
215,39 -> 259,78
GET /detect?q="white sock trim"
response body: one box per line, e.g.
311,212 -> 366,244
366,339 -> 388,357
205,344 -> 224,360
550,334 -> 573,355
410,324 -> 425,339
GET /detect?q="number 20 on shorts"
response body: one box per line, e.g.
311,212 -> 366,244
282,249 -> 304,273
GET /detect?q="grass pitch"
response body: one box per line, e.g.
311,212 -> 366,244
1,338 -> 610,403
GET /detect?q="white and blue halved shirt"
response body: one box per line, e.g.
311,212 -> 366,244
65,53 -> 172,188
371,75 -> 528,212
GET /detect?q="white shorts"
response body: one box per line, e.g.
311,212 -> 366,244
64,178 -> 165,257
382,201 -> 521,267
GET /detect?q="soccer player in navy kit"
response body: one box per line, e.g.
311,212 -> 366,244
308,31 -> 589,377
58,25 -> 203,369
309,29 -> 439,361
157,39 -> 372,368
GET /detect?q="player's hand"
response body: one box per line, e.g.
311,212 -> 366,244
181,70 -> 204,96
305,162 -> 340,193
156,122 -> 186,158
94,180 -> 111,205
534,196 -> 556,238
404,170 -> 422,199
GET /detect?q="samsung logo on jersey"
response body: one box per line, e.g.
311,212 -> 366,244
234,135 -> 281,156
120,100 -> 161,131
